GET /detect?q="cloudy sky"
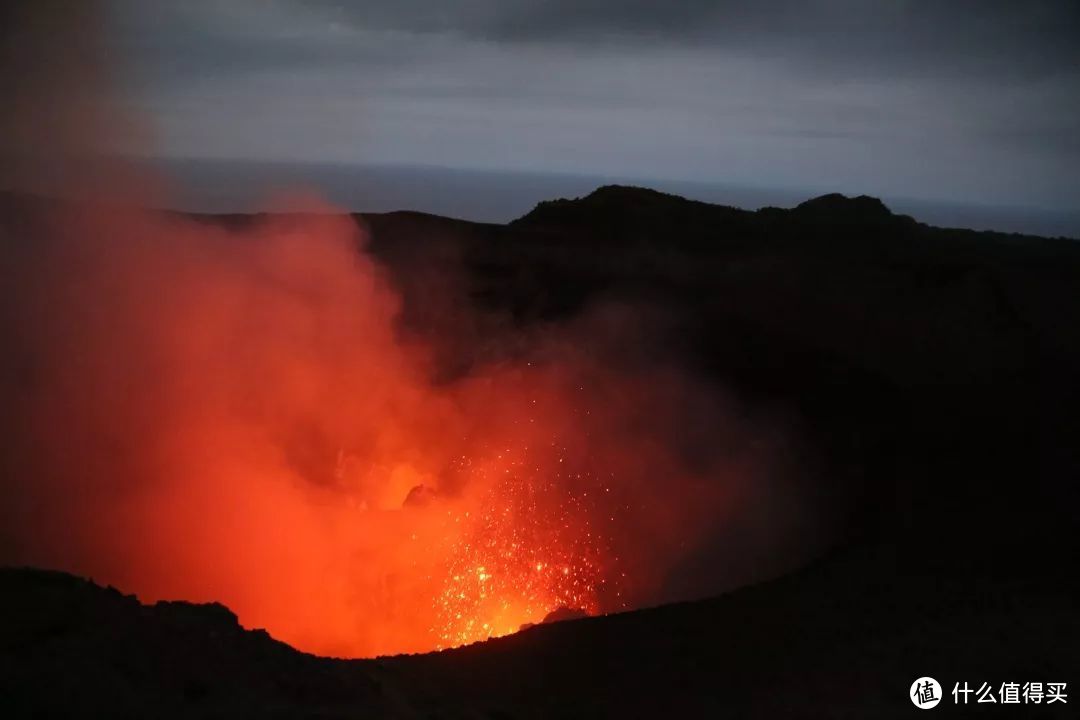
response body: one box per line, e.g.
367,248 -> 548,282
107,0 -> 1078,210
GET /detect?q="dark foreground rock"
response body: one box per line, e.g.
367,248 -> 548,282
3,543 -> 1077,718
0,568 -> 405,717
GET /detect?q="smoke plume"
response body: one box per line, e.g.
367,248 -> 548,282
0,1 -> 822,657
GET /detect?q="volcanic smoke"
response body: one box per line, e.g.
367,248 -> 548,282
0,2 -> 819,657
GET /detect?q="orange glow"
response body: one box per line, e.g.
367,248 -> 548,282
431,449 -> 609,647
0,199 -> 780,657
0,3 -> 816,661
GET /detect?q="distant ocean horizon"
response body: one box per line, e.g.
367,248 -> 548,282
24,157 -> 1080,239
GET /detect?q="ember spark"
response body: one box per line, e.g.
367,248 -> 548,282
431,445 -> 608,648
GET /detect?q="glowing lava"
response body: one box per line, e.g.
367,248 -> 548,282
431,446 -> 609,648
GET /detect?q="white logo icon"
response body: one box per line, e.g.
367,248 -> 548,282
911,677 -> 942,709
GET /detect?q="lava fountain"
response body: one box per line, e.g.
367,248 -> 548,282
430,445 -> 611,647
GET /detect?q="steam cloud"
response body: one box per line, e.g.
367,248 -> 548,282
0,2 -> 822,656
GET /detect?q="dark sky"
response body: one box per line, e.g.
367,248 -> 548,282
109,0 -> 1079,210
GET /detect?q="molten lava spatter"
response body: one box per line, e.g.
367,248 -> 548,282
431,444 -> 609,648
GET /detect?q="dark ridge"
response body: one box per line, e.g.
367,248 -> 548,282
507,184 -> 758,255
793,192 -> 894,220
513,185 -> 901,228
520,183 -> 721,216
510,186 -> 925,258
511,184 -> 746,234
